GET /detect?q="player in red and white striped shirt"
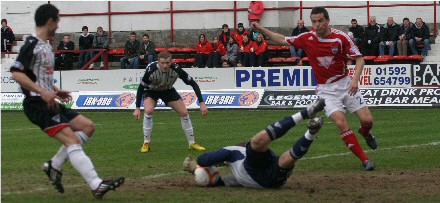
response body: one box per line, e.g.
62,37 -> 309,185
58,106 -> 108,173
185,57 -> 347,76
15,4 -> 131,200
251,7 -> 377,171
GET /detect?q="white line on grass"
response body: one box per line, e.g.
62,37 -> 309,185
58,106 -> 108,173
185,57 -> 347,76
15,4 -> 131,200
3,141 -> 440,195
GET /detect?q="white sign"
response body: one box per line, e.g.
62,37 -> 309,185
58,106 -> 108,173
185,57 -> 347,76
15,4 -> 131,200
1,70 -> 61,93
347,64 -> 412,88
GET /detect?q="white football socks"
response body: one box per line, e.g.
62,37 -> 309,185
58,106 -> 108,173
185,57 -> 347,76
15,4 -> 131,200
66,144 -> 102,190
143,114 -> 153,143
181,115 -> 195,144
51,131 -> 89,170
304,130 -> 318,140
291,112 -> 304,125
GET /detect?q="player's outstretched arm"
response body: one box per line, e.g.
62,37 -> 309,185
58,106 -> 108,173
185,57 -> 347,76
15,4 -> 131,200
251,22 -> 290,46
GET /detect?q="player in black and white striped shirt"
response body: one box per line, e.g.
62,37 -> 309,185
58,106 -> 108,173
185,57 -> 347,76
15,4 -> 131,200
10,4 -> 123,200
133,51 -> 208,152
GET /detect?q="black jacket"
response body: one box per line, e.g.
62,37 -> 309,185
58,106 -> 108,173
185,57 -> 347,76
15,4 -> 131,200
291,26 -> 309,37
398,23 -> 413,39
57,41 -> 75,63
409,23 -> 430,40
124,40 -> 140,58
1,26 -> 15,51
138,41 -> 156,56
364,24 -> 382,43
349,25 -> 364,39
79,34 -> 94,50
382,23 -> 400,41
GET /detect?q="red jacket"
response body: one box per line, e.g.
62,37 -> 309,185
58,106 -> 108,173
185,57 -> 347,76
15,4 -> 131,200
213,42 -> 226,55
254,40 -> 267,55
239,40 -> 256,53
233,29 -> 250,45
196,40 -> 213,55
248,1 -> 264,21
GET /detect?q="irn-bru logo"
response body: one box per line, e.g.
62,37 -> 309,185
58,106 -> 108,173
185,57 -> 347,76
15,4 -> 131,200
238,91 -> 259,106
180,92 -> 197,106
116,93 -> 136,107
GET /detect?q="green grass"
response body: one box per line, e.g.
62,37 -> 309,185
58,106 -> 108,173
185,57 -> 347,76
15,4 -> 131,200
2,109 -> 440,202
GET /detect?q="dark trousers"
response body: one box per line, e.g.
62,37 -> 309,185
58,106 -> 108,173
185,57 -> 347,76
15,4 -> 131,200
362,41 -> 379,56
208,52 -> 222,68
195,53 -> 209,68
238,52 -> 252,67
250,53 -> 265,67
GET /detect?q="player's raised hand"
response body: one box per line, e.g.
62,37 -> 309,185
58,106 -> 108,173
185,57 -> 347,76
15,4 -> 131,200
199,102 -> 208,118
133,108 -> 141,120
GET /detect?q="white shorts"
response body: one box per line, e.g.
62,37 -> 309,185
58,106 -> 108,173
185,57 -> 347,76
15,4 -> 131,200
316,76 -> 367,117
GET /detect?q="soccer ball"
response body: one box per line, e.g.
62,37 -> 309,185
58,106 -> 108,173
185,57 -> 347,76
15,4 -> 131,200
194,165 -> 220,187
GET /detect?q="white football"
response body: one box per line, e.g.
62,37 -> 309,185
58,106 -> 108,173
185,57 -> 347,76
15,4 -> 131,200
194,165 -> 220,187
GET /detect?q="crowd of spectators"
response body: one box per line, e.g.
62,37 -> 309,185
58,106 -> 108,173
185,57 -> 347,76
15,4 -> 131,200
350,16 -> 431,57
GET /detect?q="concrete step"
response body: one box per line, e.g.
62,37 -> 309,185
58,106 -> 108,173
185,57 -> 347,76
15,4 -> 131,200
11,46 -> 20,52
14,41 -> 24,46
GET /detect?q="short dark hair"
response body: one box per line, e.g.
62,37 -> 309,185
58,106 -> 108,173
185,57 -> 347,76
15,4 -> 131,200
63,34 -> 70,37
143,34 -> 149,38
351,19 -> 357,22
35,4 -> 59,27
222,24 -> 229,29
310,7 -> 329,20
1,19 -> 7,24
130,31 -> 136,36
403,17 -> 409,22
82,26 -> 88,31
158,51 -> 172,60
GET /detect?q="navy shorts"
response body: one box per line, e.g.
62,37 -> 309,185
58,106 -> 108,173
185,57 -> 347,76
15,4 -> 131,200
244,142 -> 293,188
23,96 -> 79,136
143,88 -> 182,105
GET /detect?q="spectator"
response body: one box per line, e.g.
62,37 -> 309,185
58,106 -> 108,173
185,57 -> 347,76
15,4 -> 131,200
348,19 -> 364,47
362,16 -> 382,56
221,36 -> 239,66
409,18 -> 430,57
379,17 -> 399,56
77,26 -> 94,69
237,35 -> 255,67
250,33 -> 267,67
248,27 -> 267,42
208,36 -> 226,68
138,34 -> 156,65
92,26 -> 110,69
55,34 -> 75,70
219,24 -> 232,46
290,19 -> 309,58
120,32 -> 140,69
233,23 -> 249,45
1,19 -> 15,52
222,60 -> 231,68
194,34 -> 213,68
397,17 -> 412,56
236,61 -> 243,67
248,1 -> 264,27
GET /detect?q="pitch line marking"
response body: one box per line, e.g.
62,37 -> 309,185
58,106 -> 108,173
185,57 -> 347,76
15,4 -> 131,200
3,141 -> 440,195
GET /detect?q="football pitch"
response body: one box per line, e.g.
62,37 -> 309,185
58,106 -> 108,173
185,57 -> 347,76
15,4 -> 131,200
2,108 -> 440,202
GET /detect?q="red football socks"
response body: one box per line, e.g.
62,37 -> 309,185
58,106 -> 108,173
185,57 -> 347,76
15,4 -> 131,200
340,130 -> 369,163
